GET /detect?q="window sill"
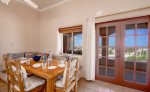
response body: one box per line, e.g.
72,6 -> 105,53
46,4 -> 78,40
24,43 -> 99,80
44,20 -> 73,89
62,53 -> 82,58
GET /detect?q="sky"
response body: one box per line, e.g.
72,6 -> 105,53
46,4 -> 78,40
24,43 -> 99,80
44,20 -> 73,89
99,29 -> 148,47
74,33 -> 82,47
73,29 -> 148,47
125,29 -> 148,47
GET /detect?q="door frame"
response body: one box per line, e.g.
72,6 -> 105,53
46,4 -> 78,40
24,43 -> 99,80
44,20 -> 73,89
95,15 -> 150,92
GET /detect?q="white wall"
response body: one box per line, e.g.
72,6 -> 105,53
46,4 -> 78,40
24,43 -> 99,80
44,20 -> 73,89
0,1 -> 40,66
40,0 -> 150,53
39,0 -> 150,78
0,0 -> 150,78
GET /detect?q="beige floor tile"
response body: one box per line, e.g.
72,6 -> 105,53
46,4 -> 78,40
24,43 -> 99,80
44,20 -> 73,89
110,84 -> 124,92
78,86 -> 85,92
78,79 -> 144,92
96,87 -> 111,92
0,78 -> 144,92
123,87 -> 143,92
84,88 -> 95,92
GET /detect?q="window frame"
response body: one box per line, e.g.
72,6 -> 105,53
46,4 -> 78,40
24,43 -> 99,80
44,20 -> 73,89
59,25 -> 82,55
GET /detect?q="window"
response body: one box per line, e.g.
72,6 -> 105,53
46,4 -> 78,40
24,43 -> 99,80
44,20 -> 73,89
73,32 -> 82,54
59,25 -> 82,55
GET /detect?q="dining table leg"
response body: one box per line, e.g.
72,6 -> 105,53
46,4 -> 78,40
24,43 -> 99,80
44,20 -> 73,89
46,78 -> 55,92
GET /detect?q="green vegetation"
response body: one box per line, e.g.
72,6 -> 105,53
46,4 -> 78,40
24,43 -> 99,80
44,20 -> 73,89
136,55 -> 147,60
127,55 -> 147,60
125,48 -> 148,61
127,56 -> 135,59
108,49 -> 113,54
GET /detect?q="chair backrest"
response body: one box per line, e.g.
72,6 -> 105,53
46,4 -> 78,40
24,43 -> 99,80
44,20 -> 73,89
3,54 -> 11,92
62,58 -> 79,90
6,59 -> 25,92
3,54 -> 8,73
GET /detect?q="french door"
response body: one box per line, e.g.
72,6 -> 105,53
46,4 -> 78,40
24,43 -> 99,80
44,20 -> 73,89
96,16 -> 150,91
95,22 -> 120,84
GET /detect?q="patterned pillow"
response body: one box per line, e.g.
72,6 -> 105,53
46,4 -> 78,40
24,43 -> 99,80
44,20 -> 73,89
7,53 -> 25,59
24,52 -> 36,58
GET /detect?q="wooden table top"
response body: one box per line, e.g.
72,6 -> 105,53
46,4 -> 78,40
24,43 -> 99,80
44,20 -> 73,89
22,59 -> 64,79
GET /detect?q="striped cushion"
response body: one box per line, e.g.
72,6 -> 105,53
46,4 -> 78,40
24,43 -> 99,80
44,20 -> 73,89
21,66 -> 31,89
14,76 -> 45,91
25,76 -> 45,91
55,78 -> 64,88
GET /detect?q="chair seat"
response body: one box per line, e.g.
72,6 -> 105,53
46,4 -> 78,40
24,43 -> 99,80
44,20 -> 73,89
55,76 -> 76,88
55,79 -> 76,92
14,76 -> 45,91
55,78 -> 64,88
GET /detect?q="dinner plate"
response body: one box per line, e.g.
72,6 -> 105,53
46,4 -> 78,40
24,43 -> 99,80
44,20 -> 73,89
20,60 -> 27,64
58,64 -> 65,68
32,63 -> 41,68
48,66 -> 57,69
20,57 -> 27,60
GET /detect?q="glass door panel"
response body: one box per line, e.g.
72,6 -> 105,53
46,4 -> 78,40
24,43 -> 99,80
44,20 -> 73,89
137,23 -> 148,35
99,67 -> 106,76
135,48 -> 147,84
124,23 -> 135,82
107,68 -> 115,77
124,48 -> 135,82
136,72 -> 146,84
107,26 -> 116,78
123,22 -> 148,85
125,36 -> 135,47
124,22 -> 135,82
98,26 -> 116,78
124,70 -> 134,82
108,47 -> 115,59
99,27 -> 107,36
99,57 -> 106,66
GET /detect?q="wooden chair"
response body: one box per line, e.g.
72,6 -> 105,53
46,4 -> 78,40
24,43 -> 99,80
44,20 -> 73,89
3,54 -> 11,92
55,59 -> 79,92
5,58 -> 46,92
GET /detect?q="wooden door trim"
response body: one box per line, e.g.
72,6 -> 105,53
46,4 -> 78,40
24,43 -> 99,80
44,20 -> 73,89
96,15 -> 150,25
95,21 -> 121,83
147,15 -> 150,92
95,15 -> 150,92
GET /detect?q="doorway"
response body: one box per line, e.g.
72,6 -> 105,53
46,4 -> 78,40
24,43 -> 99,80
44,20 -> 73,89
95,16 -> 150,91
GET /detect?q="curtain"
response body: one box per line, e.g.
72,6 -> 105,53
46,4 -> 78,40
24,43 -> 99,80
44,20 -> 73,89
83,18 -> 96,80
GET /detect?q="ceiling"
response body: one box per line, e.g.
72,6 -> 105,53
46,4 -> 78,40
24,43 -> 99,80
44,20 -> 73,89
16,0 -> 71,12
31,0 -> 62,10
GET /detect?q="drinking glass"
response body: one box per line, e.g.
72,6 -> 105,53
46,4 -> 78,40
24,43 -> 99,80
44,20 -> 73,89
42,62 -> 47,70
48,53 -> 52,65
60,57 -> 65,65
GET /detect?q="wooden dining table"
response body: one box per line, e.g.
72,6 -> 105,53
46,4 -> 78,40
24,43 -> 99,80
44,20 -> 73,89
22,59 -> 64,92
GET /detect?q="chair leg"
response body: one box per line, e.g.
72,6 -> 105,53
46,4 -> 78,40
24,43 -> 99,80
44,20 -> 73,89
74,83 -> 77,92
43,86 -> 46,92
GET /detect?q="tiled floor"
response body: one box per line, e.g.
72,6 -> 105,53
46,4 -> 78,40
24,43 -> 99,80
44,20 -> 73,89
0,78 -> 143,92
0,79 -> 7,92
78,79 -> 143,92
